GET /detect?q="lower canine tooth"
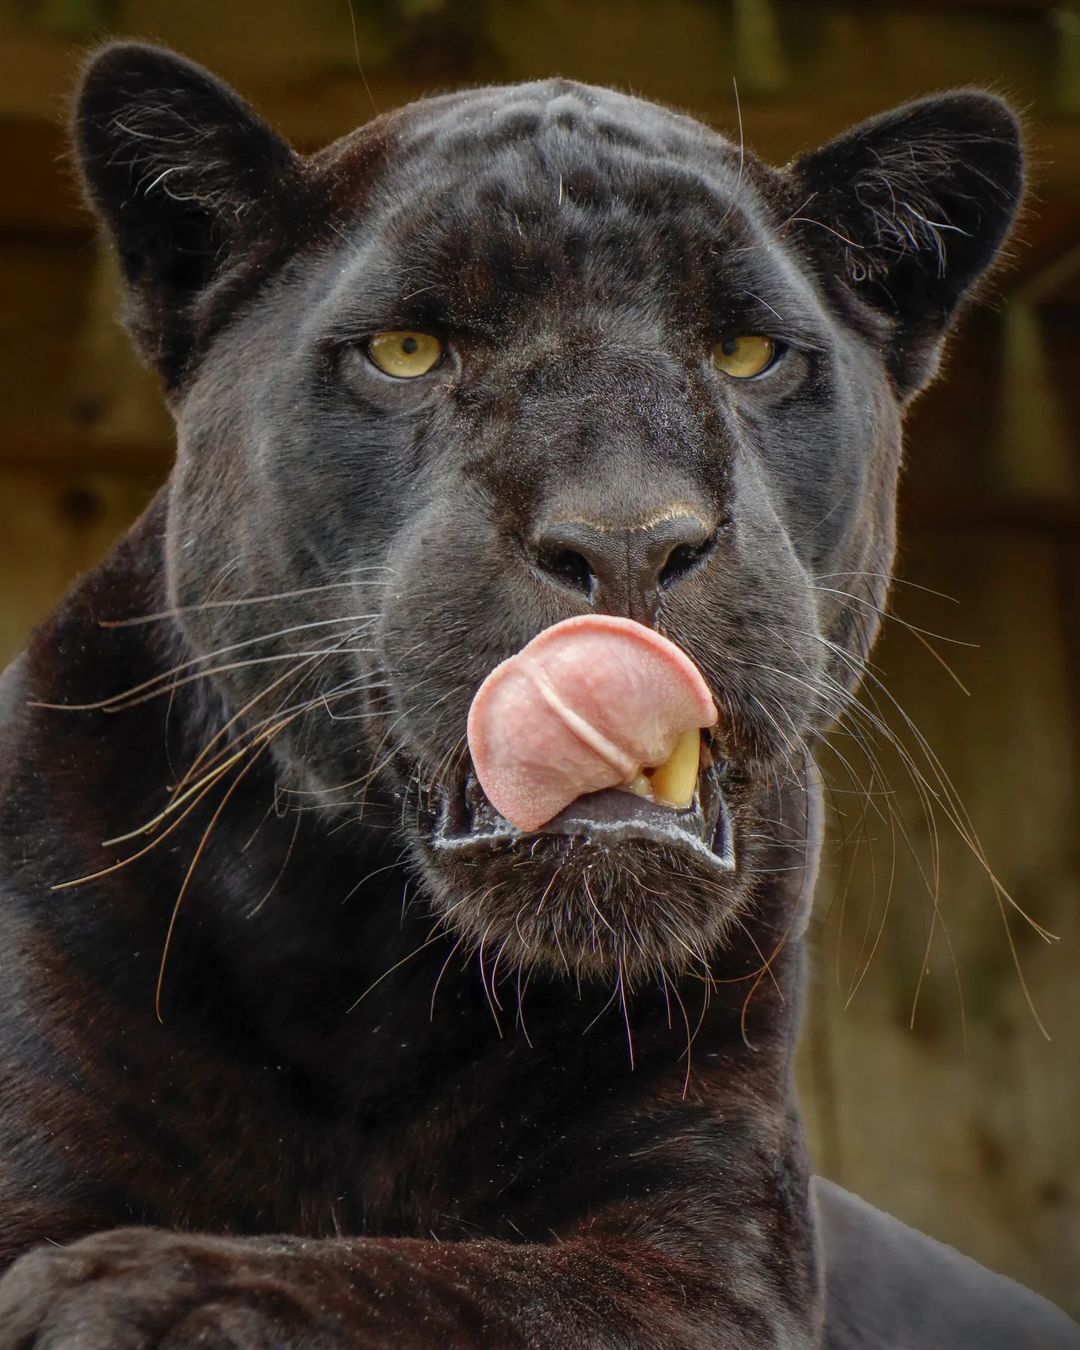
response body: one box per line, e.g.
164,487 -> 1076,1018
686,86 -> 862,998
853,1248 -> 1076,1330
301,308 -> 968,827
648,728 -> 700,808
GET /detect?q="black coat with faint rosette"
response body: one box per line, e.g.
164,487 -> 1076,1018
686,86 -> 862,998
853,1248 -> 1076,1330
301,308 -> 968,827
0,40 -> 1074,1350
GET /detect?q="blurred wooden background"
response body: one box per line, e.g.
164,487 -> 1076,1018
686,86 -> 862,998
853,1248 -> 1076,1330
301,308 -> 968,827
0,0 -> 1077,1316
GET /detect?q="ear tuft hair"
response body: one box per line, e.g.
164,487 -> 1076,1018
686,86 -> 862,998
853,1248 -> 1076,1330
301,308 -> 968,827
789,91 -> 1024,394
73,42 -> 312,388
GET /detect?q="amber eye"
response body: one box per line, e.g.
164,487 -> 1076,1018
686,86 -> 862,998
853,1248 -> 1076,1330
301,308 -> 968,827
711,335 -> 777,379
366,331 -> 443,378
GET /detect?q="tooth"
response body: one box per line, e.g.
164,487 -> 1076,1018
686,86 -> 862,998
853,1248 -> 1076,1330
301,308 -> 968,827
627,772 -> 653,798
648,728 -> 700,809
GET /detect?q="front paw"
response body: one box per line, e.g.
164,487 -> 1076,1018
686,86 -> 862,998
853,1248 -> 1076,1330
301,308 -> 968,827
0,1228 -> 350,1349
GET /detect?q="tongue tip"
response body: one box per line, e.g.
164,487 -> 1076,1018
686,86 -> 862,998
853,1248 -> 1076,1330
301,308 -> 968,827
467,613 -> 719,836
526,613 -> 719,719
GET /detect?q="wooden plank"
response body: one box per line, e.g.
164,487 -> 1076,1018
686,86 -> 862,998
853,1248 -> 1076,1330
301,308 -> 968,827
0,121 -> 86,235
799,525 -> 1080,1316
1010,202 -> 1080,295
0,469 -> 156,664
0,236 -> 174,474
903,305 -> 1080,519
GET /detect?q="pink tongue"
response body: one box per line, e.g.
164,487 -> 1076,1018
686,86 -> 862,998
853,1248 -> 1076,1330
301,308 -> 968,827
467,615 -> 717,832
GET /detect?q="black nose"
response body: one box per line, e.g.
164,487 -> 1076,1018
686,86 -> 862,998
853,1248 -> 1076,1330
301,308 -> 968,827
532,513 -> 717,624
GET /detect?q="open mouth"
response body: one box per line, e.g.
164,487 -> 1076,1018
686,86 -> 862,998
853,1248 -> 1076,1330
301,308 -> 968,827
431,729 -> 735,872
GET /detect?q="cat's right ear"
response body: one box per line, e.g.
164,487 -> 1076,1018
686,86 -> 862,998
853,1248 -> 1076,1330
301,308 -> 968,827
787,91 -> 1024,398
73,42 -> 311,389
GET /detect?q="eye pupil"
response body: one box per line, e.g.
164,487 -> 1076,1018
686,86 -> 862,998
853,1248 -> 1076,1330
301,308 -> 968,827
366,331 -> 443,378
711,334 -> 777,379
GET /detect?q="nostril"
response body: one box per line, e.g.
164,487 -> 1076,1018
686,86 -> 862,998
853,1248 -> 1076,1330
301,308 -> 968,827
658,535 -> 716,591
532,513 -> 719,613
537,547 -> 595,598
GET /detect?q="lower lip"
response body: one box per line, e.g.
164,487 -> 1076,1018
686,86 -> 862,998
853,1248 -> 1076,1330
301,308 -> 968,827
431,783 -> 736,872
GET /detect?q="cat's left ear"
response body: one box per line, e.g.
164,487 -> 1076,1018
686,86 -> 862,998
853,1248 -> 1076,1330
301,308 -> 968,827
73,42 -> 313,390
788,91 -> 1024,396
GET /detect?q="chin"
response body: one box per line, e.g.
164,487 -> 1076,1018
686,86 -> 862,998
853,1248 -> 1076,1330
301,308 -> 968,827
409,739 -> 766,984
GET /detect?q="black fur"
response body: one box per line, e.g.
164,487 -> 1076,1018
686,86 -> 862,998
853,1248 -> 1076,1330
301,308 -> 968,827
0,41 -> 1072,1349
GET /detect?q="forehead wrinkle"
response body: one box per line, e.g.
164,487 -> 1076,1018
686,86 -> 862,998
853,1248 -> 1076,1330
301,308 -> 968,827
398,120 -> 747,223
370,80 -> 752,247
366,150 -> 760,326
325,94 -> 828,344
392,76 -> 741,166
